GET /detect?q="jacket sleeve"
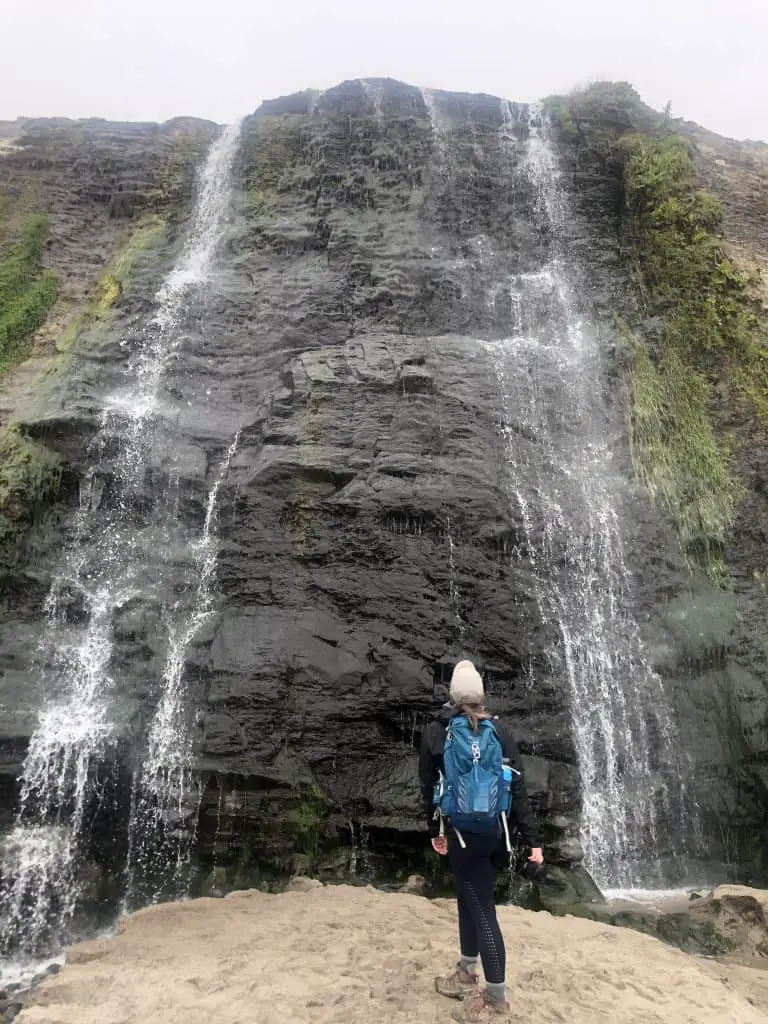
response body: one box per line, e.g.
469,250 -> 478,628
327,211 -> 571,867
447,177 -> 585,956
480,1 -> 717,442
499,724 -> 540,849
418,722 -> 441,835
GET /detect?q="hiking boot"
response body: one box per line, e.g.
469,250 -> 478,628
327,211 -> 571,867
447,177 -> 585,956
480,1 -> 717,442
451,989 -> 511,1022
434,963 -> 478,999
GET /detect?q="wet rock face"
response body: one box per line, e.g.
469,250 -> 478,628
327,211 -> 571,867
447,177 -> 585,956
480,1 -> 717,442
0,80 -> 587,891
190,80 -> 583,878
0,114 -> 219,785
0,116 -> 219,357
1,78 -> 766,903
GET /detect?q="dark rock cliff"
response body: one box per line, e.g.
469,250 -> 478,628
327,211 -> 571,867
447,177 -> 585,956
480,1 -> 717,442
158,80 -> 583,887
0,79 -> 767,924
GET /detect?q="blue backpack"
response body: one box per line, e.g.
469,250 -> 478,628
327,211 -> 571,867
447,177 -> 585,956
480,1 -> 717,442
433,716 -> 513,839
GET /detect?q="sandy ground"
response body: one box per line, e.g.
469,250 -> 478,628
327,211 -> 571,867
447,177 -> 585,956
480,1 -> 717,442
16,882 -> 768,1024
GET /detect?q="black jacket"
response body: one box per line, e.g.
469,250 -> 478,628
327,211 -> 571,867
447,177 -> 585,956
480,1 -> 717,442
418,706 -> 540,848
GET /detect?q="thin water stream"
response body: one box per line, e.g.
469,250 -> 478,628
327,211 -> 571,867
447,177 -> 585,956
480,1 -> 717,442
0,122 -> 242,967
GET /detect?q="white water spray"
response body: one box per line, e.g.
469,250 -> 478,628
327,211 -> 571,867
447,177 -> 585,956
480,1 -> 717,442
488,105 -> 695,889
0,122 -> 242,965
125,430 -> 241,904
445,517 -> 465,640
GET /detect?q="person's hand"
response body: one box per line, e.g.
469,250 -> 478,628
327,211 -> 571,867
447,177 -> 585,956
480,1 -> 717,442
431,836 -> 448,856
528,847 -> 544,865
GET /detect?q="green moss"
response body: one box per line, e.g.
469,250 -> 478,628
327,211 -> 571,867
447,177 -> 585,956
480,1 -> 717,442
0,424 -> 62,576
0,213 -> 48,305
621,134 -> 763,361
57,215 -> 166,353
544,82 -> 659,156
288,781 -> 330,858
244,116 -> 310,218
549,82 -> 768,572
0,215 -> 58,373
291,801 -> 321,835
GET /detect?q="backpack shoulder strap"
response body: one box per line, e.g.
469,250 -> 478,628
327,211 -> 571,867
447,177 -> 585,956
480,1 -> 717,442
446,714 -> 469,736
475,718 -> 499,740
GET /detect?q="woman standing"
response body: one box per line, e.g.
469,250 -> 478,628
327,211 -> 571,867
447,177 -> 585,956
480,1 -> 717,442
418,660 -> 543,1022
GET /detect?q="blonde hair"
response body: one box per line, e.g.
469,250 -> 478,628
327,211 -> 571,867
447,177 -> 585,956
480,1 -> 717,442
459,702 -> 492,733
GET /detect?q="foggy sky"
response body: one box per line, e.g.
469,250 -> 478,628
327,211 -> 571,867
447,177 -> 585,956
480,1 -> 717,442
1,0 -> 766,142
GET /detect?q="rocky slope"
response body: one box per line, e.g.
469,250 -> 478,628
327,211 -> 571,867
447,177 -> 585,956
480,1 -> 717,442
0,114 -> 217,829
0,115 -> 218,418
0,78 -> 767,939
0,115 -> 218,585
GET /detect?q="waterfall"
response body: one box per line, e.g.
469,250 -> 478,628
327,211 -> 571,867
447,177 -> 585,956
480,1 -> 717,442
420,87 -> 446,151
124,429 -> 241,907
362,79 -> 384,124
499,98 -> 525,147
489,105 -> 695,889
445,517 -> 466,641
347,821 -> 371,878
0,121 -> 241,963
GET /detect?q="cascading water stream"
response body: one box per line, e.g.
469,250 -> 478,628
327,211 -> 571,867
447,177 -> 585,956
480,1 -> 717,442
362,79 -> 385,124
0,121 -> 242,965
124,429 -> 241,907
488,104 -> 695,889
445,517 -> 466,642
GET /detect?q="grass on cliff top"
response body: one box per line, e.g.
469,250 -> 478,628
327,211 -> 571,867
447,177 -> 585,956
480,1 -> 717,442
544,82 -> 661,159
621,133 -> 763,360
0,214 -> 58,375
549,82 -> 768,572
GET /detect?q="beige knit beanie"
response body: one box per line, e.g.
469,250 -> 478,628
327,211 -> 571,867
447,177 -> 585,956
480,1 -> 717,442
449,660 -> 485,704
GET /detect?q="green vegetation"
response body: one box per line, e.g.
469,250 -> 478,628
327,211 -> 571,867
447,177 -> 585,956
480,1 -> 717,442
0,424 -> 62,577
289,785 -> 328,858
0,126 -> 214,582
244,115 -> 310,217
57,214 -> 166,352
0,211 -> 167,581
548,83 -> 768,572
629,345 -> 741,569
544,82 -> 660,165
0,214 -> 58,374
620,130 -> 761,567
621,132 -> 762,362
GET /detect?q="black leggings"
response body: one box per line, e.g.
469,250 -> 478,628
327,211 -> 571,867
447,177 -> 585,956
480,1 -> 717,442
448,831 -> 505,984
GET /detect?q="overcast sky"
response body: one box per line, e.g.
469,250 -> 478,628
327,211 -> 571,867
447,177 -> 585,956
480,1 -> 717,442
2,0 -> 766,141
